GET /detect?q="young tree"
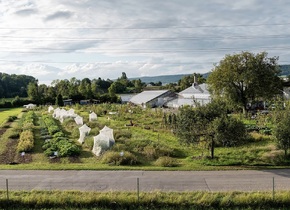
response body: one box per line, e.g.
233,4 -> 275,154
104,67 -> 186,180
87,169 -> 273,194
207,51 -> 282,114
273,110 -> 290,156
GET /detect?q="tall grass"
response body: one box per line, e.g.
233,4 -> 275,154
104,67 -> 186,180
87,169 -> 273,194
1,190 -> 290,209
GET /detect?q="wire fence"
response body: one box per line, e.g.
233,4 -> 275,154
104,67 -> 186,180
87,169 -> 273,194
0,176 -> 289,193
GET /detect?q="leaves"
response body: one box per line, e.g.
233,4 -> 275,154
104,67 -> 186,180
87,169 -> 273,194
207,51 -> 282,113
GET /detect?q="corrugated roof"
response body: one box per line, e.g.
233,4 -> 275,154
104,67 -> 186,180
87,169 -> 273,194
130,90 -> 170,105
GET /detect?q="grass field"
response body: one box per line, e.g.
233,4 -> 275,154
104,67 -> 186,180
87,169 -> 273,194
0,108 -> 22,126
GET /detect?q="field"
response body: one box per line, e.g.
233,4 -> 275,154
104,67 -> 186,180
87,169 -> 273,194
0,104 -> 288,170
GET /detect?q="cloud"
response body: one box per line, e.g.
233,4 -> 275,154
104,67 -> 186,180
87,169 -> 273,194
44,10 -> 73,21
14,8 -> 38,16
1,0 -> 290,85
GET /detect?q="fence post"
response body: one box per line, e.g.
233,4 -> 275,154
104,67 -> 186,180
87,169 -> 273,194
137,178 -> 140,203
6,179 -> 9,201
272,177 -> 275,200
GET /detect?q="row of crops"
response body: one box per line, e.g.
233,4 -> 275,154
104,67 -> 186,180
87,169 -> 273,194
41,115 -> 81,157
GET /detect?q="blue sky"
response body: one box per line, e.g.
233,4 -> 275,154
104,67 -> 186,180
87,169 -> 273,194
0,0 -> 290,85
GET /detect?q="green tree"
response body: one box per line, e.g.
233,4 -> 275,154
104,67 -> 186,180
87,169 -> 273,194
207,51 -> 282,114
108,81 -> 126,94
27,82 -> 39,103
212,116 -> 247,147
273,109 -> 290,156
176,100 -> 232,159
55,94 -> 64,106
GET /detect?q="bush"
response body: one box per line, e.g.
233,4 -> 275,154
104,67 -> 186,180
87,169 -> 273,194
7,115 -> 17,122
114,130 -> 132,141
102,151 -> 139,166
155,156 -> 179,167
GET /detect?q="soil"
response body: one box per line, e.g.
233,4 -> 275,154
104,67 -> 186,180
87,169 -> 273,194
0,128 -> 8,136
49,156 -> 61,163
69,156 -> 82,163
16,152 -> 32,164
0,139 -> 18,164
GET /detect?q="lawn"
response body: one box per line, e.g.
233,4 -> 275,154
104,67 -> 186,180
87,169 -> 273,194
0,108 -> 23,126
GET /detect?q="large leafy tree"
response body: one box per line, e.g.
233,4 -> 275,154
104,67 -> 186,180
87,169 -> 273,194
207,51 -> 282,114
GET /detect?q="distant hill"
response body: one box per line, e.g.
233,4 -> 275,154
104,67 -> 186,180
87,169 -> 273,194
129,73 -> 210,84
129,64 -> 290,84
279,64 -> 290,76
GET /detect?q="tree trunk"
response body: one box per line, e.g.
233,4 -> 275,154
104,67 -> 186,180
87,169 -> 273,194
210,137 -> 215,159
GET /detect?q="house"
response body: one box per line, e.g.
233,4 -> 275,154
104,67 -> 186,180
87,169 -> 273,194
129,90 -> 176,108
166,82 -> 211,108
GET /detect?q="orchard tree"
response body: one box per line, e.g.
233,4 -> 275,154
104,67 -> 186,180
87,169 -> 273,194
207,51 -> 282,114
176,100 -> 247,159
273,105 -> 290,157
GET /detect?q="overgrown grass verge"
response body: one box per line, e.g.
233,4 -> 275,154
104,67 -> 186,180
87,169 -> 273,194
1,190 -> 290,209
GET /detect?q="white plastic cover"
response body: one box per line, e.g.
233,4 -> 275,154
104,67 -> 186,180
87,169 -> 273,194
89,112 -> 97,121
78,124 -> 91,144
74,115 -> 83,125
92,126 -> 115,156
48,106 -> 54,113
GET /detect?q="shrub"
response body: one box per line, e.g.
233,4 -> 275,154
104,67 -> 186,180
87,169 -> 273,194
7,115 -> 17,122
114,130 -> 132,141
155,156 -> 179,167
102,151 -> 139,166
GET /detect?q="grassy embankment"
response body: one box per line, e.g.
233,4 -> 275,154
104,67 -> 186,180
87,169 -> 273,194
1,190 -> 290,209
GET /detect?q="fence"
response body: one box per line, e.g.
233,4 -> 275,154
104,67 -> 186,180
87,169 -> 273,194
2,170 -> 290,196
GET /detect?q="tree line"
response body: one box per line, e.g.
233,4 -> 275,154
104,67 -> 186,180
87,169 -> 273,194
0,72 -> 150,107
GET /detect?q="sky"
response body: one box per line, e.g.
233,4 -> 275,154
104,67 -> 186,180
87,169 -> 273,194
1,0 -> 290,85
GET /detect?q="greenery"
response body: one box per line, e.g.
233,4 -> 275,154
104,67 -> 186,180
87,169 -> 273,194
0,73 -> 36,98
207,51 -> 282,114
176,100 -> 248,159
0,104 -> 287,170
2,190 -> 290,209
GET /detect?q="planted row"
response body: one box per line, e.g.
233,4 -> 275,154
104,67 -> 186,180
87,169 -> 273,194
41,115 -> 81,157
17,130 -> 34,152
17,111 -> 36,152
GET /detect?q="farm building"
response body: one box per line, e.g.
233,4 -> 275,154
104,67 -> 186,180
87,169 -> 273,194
166,83 -> 211,108
129,90 -> 176,108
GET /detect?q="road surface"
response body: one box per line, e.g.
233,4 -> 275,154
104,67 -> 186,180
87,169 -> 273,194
1,169 -> 290,192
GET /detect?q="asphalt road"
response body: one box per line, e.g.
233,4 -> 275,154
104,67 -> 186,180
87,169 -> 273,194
1,169 -> 290,192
